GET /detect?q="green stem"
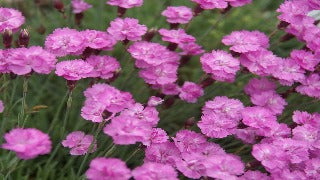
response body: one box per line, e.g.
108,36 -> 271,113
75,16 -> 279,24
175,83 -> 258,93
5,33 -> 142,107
125,147 -> 141,162
18,77 -> 29,127
48,91 -> 69,133
61,90 -> 73,138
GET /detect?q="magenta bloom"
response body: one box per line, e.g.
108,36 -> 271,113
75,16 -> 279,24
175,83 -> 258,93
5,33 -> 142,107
7,46 -> 57,75
147,96 -> 163,107
162,6 -> 193,24
0,50 -> 9,73
106,0 -> 143,8
172,130 -> 207,153
71,0 -> 92,14
81,84 -> 134,122
45,28 -> 85,57
86,157 -> 131,180
55,60 -> 93,81
308,0 -> 320,10
222,30 -> 269,53
144,142 -> 181,167
191,0 -> 228,10
62,131 -> 96,155
132,162 -> 178,180
292,111 -> 320,127
305,158 -> 320,178
296,73 -> 320,99
128,41 -> 180,68
1,128 -> 51,160
235,127 -> 256,144
227,0 -> 252,7
244,77 -> 277,96
239,170 -> 270,180
0,100 -> 4,113
277,0 -> 310,24
0,8 -> 25,33
239,50 -> 279,76
86,55 -> 120,80
290,50 -> 319,71
139,63 -> 178,85
175,153 -> 207,179
158,28 -> 195,45
179,81 -> 204,103
107,18 -> 147,41
250,91 -> 287,115
145,128 -> 168,146
200,50 -> 240,82
159,83 -> 181,96
81,30 -> 116,50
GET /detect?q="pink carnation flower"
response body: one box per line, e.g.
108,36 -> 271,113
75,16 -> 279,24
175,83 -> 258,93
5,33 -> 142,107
200,50 -> 240,82
277,0 -> 310,24
172,130 -> 207,153
106,0 -> 143,8
0,8 -> 25,33
292,111 -> 320,127
62,131 -> 96,155
239,170 -> 270,180
86,157 -> 131,180
2,128 -> 51,160
147,96 -> 163,107
191,0 -> 228,10
179,81 -> 204,103
128,41 -> 180,68
250,91 -> 287,115
178,42 -> 204,56
244,77 -> 277,96
158,28 -> 196,45
71,0 -> 92,14
159,83 -> 181,96
308,0 -> 320,10
161,6 -> 193,24
303,26 -> 320,54
81,83 -> 134,122
175,153 -> 207,179
81,30 -> 116,50
145,128 -> 168,146
290,50 -> 319,71
0,100 -> 4,113
0,50 -> 9,73
139,63 -> 178,85
239,50 -> 279,76
86,55 -> 120,80
235,127 -> 256,144
305,158 -> 320,178
45,28 -> 85,57
107,18 -> 147,41
286,16 -> 315,41
132,162 -> 178,180
227,0 -> 252,7
222,30 -> 269,53
296,73 -> 320,99
7,46 -> 57,75
144,142 -> 181,167
55,59 -> 93,81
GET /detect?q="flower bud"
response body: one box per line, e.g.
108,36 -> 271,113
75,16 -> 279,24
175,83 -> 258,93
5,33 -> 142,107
143,28 -> 157,42
53,0 -> 65,13
2,29 -> 13,49
75,13 -> 84,26
117,7 -> 126,17
18,29 -> 30,47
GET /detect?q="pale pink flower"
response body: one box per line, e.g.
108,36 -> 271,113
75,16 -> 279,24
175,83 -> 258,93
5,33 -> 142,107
55,59 -> 93,81
71,0 -> 92,14
132,162 -> 178,180
86,55 -> 120,80
161,6 -> 193,24
2,128 -> 51,160
86,157 -> 131,180
179,81 -> 204,103
292,111 -> 320,127
107,18 -> 147,41
200,50 -> 240,82
0,8 -> 25,33
62,131 -> 96,155
106,0 -> 143,8
222,30 -> 269,53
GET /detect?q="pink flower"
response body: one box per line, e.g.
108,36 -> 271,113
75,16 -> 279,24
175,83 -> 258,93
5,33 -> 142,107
244,77 -> 277,96
175,153 -> 207,179
250,91 -> 287,115
161,6 -> 193,24
132,162 -> 178,180
179,81 -> 204,103
222,30 -> 269,53
7,46 -> 57,75
200,50 -> 240,82
145,128 -> 168,146
239,50 -> 279,76
81,84 -> 134,122
158,28 -> 195,45
0,8 -> 25,33
191,0 -> 228,10
296,73 -> 320,99
147,96 -> 163,107
292,124 -> 318,144
1,128 -> 51,160
227,0 -> 252,7
139,63 -> 178,85
81,30 -> 116,50
308,0 -> 320,10
178,42 -> 204,55
239,170 -> 270,180
144,142 -> 181,167
0,100 -> 4,113
106,0 -> 143,8
0,50 -> 9,73
128,41 -> 179,68
172,130 -> 207,153
305,158 -> 320,178
285,16 -> 315,41
303,26 -> 320,53
86,157 -> 131,180
55,59 -> 93,81
271,58 -> 305,86
107,18 -> 147,41
45,28 -> 85,57
277,0 -> 310,24
62,131 -> 96,155
235,127 -> 256,144
290,50 -> 319,71
71,0 -> 92,14
292,111 -> 320,127
159,83 -> 181,95
86,55 -> 120,80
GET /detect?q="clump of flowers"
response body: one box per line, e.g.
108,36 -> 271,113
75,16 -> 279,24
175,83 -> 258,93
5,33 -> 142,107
1,128 -> 51,160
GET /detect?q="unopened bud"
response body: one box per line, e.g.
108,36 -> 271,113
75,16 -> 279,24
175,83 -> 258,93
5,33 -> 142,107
75,13 -> 84,26
18,29 -> 29,47
117,7 -> 127,17
170,23 -> 179,29
167,42 -> 178,51
53,0 -> 65,13
2,29 -> 13,49
193,4 -> 204,17
143,28 -> 157,42
277,21 -> 289,30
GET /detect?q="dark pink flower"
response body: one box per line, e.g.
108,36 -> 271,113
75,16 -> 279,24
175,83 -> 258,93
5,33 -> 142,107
107,18 -> 147,41
179,81 -> 204,103
172,130 -> 207,153
138,63 -> 178,85
227,0 -> 252,7
277,0 -> 310,24
239,170 -> 270,180
86,157 -> 131,180
178,42 -> 204,56
290,50 -> 319,71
